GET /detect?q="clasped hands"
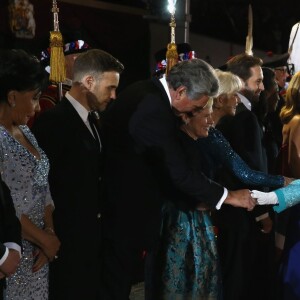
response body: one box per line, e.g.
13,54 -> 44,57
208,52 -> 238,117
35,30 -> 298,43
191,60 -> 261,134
196,175 -> 295,211
32,229 -> 60,273
226,176 -> 294,208
196,189 -> 257,211
225,189 -> 256,211
251,176 -> 294,205
231,189 -> 277,207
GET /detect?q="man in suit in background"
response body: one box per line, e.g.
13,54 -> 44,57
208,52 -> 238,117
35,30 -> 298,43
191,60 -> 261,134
262,53 -> 290,174
32,49 -> 124,300
0,176 -> 21,300
216,53 -> 278,300
101,58 -> 256,299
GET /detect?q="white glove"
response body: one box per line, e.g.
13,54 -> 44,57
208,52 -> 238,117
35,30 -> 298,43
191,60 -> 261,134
251,190 -> 278,205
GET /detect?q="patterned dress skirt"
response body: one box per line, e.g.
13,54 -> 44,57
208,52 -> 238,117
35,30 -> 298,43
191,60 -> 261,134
157,202 -> 222,300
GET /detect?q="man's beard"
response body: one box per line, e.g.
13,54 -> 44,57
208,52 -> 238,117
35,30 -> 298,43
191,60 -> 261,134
242,88 -> 260,103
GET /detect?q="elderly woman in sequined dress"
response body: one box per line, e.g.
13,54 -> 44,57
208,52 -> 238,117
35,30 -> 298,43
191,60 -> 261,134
0,49 -> 60,300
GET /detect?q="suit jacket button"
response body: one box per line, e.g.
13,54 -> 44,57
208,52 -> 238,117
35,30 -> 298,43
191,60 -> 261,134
97,213 -> 101,219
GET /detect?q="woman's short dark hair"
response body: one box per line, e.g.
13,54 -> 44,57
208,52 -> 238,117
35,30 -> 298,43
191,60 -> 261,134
0,49 -> 47,102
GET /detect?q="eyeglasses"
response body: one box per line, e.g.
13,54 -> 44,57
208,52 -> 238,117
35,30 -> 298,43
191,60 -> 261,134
274,67 -> 288,73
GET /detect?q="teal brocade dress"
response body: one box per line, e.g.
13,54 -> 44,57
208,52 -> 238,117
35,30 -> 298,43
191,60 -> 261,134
157,127 -> 284,300
159,202 -> 220,300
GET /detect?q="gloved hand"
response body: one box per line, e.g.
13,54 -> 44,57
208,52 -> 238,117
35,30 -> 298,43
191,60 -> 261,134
251,190 -> 278,205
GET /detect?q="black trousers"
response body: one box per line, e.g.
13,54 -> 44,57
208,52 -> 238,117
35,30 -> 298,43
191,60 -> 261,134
217,209 -> 276,300
101,239 -> 145,300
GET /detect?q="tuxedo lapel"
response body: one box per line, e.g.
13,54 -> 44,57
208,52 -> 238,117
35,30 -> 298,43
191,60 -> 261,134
151,77 -> 172,109
59,98 -> 102,151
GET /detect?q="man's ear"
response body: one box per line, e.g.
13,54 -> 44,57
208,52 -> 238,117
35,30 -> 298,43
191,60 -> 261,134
175,86 -> 186,100
180,113 -> 190,125
82,75 -> 94,89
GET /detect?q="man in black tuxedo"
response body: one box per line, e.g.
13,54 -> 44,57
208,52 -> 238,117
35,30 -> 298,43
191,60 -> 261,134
101,58 -> 256,299
32,49 -> 124,300
216,53 -> 279,300
0,176 -> 21,300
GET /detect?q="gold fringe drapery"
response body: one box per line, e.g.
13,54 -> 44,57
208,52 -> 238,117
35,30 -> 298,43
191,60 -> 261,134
49,31 -> 66,83
165,42 -> 178,75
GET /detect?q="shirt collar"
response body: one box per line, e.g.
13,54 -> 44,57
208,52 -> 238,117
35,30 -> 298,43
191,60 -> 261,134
63,78 -> 73,87
65,92 -> 90,123
237,92 -> 252,111
159,75 -> 172,106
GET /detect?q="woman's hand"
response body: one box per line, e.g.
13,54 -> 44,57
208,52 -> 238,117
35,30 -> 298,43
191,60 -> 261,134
251,190 -> 278,205
21,214 -> 61,261
284,176 -> 295,186
32,249 -> 48,273
40,232 -> 61,261
259,216 -> 273,234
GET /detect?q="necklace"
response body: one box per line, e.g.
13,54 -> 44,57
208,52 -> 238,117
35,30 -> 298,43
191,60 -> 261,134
182,125 -> 198,141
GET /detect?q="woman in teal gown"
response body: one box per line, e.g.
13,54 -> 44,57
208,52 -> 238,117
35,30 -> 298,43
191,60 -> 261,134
252,180 -> 300,299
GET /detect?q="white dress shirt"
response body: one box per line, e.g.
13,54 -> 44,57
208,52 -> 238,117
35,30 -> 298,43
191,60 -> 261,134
65,92 -> 102,150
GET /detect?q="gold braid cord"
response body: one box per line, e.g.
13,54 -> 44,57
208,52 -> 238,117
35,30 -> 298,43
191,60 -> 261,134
166,7 -> 178,75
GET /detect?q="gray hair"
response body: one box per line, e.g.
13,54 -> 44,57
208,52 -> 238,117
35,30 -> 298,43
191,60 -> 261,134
215,69 -> 243,96
73,49 -> 124,82
166,59 -> 219,100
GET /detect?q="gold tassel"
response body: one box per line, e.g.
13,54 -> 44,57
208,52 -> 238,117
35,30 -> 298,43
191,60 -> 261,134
165,42 -> 178,75
49,31 -> 66,83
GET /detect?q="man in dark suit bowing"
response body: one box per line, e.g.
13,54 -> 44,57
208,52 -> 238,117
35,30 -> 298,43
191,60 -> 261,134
32,49 -> 124,300
101,58 -> 256,299
0,176 -> 21,300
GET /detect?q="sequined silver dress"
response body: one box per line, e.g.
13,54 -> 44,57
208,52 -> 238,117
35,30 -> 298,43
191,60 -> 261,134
0,125 -> 53,300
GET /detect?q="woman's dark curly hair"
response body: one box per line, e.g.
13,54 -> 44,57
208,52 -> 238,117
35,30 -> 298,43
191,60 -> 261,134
0,49 -> 47,103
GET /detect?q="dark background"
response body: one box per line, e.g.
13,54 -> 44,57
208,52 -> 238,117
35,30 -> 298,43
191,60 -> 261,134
1,0 -> 299,89
149,0 -> 300,54
103,0 -> 300,53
